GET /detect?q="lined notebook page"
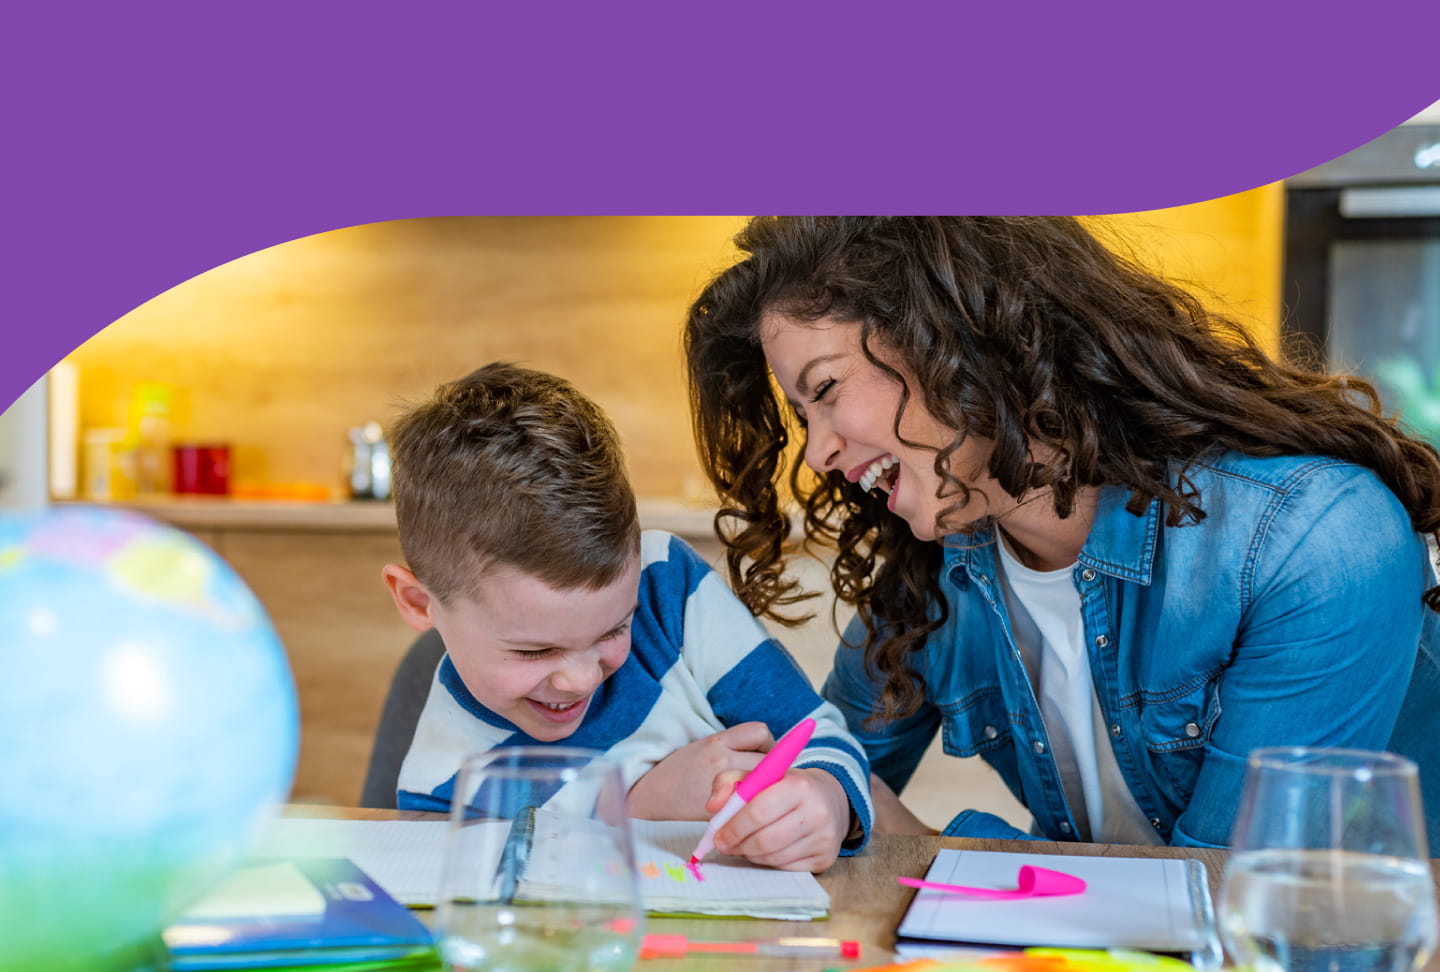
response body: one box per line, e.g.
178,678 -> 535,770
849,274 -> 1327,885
522,813 -> 829,920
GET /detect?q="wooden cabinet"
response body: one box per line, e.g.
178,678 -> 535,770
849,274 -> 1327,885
212,528 -> 415,806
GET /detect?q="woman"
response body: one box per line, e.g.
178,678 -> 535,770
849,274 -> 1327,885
685,216 -> 1440,848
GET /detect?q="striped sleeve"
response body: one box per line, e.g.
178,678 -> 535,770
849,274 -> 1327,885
648,531 -> 874,853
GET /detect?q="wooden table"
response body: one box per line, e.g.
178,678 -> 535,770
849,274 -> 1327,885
292,806 -> 1440,972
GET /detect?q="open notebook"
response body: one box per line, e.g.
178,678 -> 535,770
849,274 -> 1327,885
525,810 -> 828,919
257,815 -> 829,920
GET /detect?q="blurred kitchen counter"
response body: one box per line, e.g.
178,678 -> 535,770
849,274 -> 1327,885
63,495 -> 721,538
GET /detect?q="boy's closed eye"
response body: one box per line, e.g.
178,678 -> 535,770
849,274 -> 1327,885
508,620 -> 632,659
511,647 -> 562,660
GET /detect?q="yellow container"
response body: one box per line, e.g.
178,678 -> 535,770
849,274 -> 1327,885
83,428 -> 137,501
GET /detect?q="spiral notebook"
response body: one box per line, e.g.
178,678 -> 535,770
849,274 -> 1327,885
895,849 -> 1223,968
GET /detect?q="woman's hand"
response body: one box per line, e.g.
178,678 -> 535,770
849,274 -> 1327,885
704,766 -> 852,873
626,722 -> 772,821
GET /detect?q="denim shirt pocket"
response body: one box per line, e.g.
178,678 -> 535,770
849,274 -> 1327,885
939,687 -> 1013,757
1136,670 -> 1223,809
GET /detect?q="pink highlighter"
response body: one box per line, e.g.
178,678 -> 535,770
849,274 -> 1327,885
688,717 -> 817,876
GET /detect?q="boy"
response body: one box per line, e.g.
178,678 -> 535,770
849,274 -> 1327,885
381,363 -> 872,871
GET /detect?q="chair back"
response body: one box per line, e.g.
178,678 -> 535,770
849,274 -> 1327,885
359,628 -> 446,808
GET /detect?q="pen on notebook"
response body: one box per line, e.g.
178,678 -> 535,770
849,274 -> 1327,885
688,717 -> 817,874
639,934 -> 860,960
495,805 -> 536,903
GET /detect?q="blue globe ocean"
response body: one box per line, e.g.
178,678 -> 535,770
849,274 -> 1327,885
0,505 -> 299,971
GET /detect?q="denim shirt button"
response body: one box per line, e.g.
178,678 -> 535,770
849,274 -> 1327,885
1081,568 -> 1096,582
1059,821 -> 1072,834
1032,740 -> 1046,755
1109,723 -> 1122,737
1094,634 -> 1109,648
1184,722 -> 1201,738
984,725 -> 999,740
1150,817 -> 1162,829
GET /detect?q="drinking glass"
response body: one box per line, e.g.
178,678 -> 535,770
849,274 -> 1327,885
1219,747 -> 1438,972
434,747 -> 643,972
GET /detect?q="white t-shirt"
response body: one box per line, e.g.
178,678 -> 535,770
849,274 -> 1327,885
996,533 -> 1160,845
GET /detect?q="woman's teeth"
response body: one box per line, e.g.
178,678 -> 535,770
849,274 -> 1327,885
540,700 -> 579,711
859,455 -> 898,494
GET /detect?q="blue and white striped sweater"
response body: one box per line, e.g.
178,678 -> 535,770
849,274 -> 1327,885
396,530 -> 874,854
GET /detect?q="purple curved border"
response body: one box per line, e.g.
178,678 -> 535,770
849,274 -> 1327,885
4,3 -> 1440,412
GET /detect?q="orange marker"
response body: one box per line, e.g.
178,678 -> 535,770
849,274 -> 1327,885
639,934 -> 860,960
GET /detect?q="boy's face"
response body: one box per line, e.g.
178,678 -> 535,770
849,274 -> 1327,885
427,556 -> 640,742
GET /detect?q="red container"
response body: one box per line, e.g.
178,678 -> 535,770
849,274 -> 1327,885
172,444 -> 231,495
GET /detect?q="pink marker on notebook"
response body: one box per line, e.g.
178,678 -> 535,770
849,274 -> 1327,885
687,717 -> 817,876
898,864 -> 1087,899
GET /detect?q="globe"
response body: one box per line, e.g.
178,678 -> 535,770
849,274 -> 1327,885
0,505 -> 300,971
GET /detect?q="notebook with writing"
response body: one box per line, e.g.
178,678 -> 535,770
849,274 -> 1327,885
895,849 -> 1223,969
520,810 -> 830,919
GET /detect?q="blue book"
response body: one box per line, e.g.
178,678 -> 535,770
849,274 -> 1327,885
162,857 -> 436,970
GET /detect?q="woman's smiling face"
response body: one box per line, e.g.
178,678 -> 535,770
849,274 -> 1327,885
760,313 -> 1004,541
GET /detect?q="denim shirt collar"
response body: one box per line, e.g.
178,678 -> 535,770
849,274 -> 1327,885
942,484 -> 1161,587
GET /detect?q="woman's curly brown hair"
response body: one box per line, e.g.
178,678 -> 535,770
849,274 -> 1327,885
685,216 -> 1440,724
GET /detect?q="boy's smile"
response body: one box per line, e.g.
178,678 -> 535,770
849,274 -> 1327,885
422,557 -> 641,742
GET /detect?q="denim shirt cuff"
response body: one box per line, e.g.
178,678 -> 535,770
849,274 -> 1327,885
1169,816 -> 1228,849
941,809 -> 1041,841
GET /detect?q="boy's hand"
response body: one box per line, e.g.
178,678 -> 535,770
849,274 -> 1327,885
627,722 -> 773,821
704,766 -> 850,873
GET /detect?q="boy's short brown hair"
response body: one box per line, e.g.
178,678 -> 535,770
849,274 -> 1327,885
389,362 -> 639,602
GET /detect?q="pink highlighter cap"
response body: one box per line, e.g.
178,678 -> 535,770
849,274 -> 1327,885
735,718 -> 816,801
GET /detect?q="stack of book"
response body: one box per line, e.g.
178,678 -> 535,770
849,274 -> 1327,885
162,857 -> 437,971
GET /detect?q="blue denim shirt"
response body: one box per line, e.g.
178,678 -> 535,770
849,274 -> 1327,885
823,452 -> 1440,849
